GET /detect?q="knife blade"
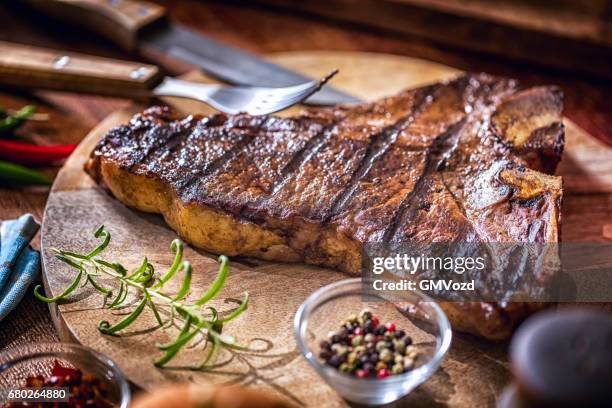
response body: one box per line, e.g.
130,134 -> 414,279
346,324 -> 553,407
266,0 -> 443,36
22,0 -> 362,105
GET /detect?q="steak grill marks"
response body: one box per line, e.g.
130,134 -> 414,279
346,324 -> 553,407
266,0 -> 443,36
86,73 -> 565,340
382,117 -> 468,244
328,87 -> 435,221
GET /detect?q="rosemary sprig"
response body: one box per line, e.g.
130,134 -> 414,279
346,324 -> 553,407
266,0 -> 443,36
34,225 -> 249,369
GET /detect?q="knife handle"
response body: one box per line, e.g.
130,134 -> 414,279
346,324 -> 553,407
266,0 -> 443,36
22,0 -> 166,51
0,41 -> 162,98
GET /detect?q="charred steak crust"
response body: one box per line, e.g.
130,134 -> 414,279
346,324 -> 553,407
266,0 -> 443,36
85,73 -> 564,339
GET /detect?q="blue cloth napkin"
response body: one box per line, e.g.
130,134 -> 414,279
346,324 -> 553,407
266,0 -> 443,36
0,214 -> 41,321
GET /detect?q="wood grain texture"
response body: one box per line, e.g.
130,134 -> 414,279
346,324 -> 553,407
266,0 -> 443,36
0,0 -> 610,405
244,0 -> 612,79
0,41 -> 161,98
40,52 -> 612,407
22,0 -> 166,51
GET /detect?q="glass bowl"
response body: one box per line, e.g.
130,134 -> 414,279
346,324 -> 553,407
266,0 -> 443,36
0,342 -> 130,407
294,278 -> 452,405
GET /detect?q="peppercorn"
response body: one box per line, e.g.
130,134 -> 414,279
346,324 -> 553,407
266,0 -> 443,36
376,361 -> 387,371
369,352 -> 379,363
377,368 -> 391,379
356,369 -> 369,378
328,355 -> 341,368
392,363 -> 404,375
394,340 -> 406,354
380,348 -> 392,362
318,312 -> 420,379
385,322 -> 397,332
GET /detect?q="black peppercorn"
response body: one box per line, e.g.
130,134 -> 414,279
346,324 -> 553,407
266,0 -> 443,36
328,355 -> 341,368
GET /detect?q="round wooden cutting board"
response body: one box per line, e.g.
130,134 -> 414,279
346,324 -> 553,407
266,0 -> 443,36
41,51 -> 612,408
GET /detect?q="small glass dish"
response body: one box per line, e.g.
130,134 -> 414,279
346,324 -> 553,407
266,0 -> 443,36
0,342 -> 130,407
294,278 -> 452,405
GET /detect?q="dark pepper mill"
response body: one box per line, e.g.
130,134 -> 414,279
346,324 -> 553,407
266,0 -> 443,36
498,309 -> 612,408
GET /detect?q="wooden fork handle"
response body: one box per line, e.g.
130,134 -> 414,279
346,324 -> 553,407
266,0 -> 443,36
0,41 -> 162,98
23,0 -> 166,51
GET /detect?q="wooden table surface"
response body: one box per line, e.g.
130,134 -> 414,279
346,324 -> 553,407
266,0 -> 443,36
0,0 -> 610,365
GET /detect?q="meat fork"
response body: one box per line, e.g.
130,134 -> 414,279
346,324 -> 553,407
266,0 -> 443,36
0,41 -> 338,115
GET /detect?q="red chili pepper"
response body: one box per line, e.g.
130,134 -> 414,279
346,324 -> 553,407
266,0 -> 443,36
0,139 -> 76,165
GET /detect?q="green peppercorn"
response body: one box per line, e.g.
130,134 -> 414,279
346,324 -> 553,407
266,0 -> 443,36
376,341 -> 387,352
380,348 -> 392,362
392,363 -> 404,375
364,333 -> 375,343
339,363 -> 352,373
352,335 -> 364,347
394,340 -> 406,355
348,352 -> 358,364
376,361 -> 387,371
406,347 -> 418,359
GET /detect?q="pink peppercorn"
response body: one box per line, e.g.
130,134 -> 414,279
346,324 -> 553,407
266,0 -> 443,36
353,327 -> 364,336
384,322 -> 396,332
377,369 -> 391,379
356,369 -> 369,378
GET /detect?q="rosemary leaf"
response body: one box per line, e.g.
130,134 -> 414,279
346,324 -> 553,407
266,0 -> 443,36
34,269 -> 84,303
194,334 -> 221,369
221,292 -> 249,323
147,295 -> 164,327
195,255 -> 229,306
95,259 -> 128,276
153,239 -> 183,289
157,314 -> 193,351
87,275 -> 112,296
85,225 -> 111,258
98,296 -> 147,335
126,257 -> 149,280
173,262 -> 192,301
38,225 -> 248,370
154,323 -> 204,367
107,282 -> 126,308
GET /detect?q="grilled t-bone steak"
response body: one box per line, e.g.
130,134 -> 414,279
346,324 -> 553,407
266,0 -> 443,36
85,73 -> 564,340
